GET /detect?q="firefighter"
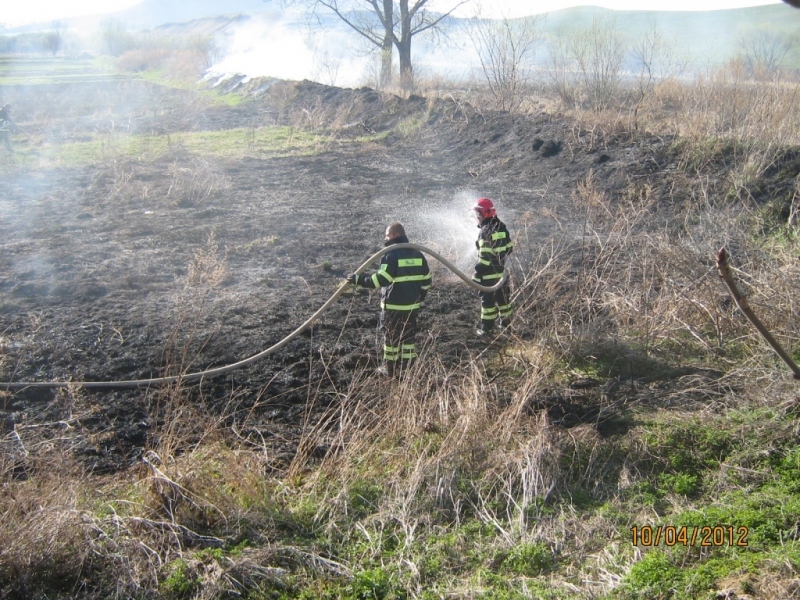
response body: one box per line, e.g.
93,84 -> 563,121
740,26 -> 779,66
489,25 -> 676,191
0,104 -> 14,152
472,198 -> 513,336
346,223 -> 432,377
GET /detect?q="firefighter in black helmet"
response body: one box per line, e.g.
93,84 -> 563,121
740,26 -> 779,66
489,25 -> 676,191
346,223 -> 432,377
472,198 -> 513,335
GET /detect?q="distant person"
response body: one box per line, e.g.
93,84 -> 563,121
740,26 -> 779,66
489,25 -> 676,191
346,223 -> 432,377
0,104 -> 15,152
472,198 -> 513,336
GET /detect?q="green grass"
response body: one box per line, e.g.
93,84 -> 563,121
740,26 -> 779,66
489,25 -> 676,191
0,55 -> 122,85
610,402 -> 800,598
0,56 -> 243,107
139,68 -> 246,106
25,126 -> 330,166
259,401 -> 800,596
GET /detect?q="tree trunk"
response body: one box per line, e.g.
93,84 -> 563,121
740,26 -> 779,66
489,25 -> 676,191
379,0 -> 394,88
380,37 -> 392,88
398,40 -> 413,90
397,0 -> 413,91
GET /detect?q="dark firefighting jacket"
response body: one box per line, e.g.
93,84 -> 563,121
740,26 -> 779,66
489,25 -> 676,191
473,217 -> 513,284
0,107 -> 12,132
355,235 -> 432,311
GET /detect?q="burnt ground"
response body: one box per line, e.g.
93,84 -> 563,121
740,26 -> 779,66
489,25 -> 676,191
0,78 -> 754,471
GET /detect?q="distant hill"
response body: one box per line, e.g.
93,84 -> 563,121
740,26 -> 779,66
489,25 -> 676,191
112,0 -> 270,30
539,4 -> 800,68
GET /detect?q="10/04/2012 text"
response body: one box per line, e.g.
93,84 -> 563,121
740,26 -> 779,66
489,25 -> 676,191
631,525 -> 749,547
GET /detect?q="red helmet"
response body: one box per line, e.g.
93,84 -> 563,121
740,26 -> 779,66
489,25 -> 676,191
473,198 -> 496,219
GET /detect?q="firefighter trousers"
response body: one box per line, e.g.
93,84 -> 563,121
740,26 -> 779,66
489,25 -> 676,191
380,309 -> 418,376
479,277 -> 512,331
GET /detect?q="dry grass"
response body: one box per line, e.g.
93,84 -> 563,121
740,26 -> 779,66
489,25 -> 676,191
116,33 -> 218,82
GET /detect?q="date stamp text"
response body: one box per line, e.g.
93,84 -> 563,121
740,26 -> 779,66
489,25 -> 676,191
631,525 -> 749,547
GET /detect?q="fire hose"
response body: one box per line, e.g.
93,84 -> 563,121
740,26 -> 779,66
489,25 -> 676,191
1,243 -> 508,389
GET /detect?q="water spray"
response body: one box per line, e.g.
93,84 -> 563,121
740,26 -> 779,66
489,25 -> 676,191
403,190 -> 482,272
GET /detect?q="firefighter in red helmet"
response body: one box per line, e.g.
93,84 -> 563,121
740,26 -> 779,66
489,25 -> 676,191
472,198 -> 513,335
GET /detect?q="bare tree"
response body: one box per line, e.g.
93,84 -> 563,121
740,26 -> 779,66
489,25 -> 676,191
739,27 -> 792,75
189,34 -> 220,69
550,16 -> 625,111
280,0 -> 468,90
548,30 -> 576,107
468,12 -> 542,115
572,16 -> 625,111
631,22 -> 662,105
310,0 -> 395,88
44,21 -> 63,56
630,21 -> 686,113
101,18 -> 135,57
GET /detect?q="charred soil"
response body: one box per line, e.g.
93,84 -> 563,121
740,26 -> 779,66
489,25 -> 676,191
0,77 -> 791,472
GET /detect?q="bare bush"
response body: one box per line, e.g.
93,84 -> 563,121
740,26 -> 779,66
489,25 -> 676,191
738,25 -> 793,75
670,62 -> 800,199
117,47 -> 172,72
550,15 -> 625,111
629,21 -> 687,131
468,12 -> 543,115
118,44 -> 217,80
166,159 -> 232,208
188,34 -> 221,70
100,18 -> 137,57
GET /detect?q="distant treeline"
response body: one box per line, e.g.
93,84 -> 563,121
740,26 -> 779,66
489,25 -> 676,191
0,33 -> 54,55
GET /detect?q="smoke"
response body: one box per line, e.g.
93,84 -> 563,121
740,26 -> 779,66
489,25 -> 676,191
206,11 -> 479,88
207,11 -> 375,88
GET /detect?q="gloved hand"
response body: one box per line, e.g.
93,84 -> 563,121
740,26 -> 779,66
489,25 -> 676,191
345,273 -> 359,285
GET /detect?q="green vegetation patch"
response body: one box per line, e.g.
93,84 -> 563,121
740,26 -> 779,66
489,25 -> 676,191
615,405 -> 800,598
0,56 -> 121,85
139,69 -> 246,106
39,126 -> 329,166
617,550 -> 752,600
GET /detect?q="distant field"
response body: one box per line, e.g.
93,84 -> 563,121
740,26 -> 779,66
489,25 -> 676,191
0,55 -> 124,85
0,59 -> 328,166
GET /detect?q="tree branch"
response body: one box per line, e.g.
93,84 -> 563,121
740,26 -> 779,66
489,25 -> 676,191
409,0 -> 468,35
367,0 -> 395,37
716,247 -> 800,380
318,0 -> 384,46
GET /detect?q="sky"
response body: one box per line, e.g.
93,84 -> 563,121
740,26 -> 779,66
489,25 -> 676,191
1,0 -> 784,28
2,1 -> 142,28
